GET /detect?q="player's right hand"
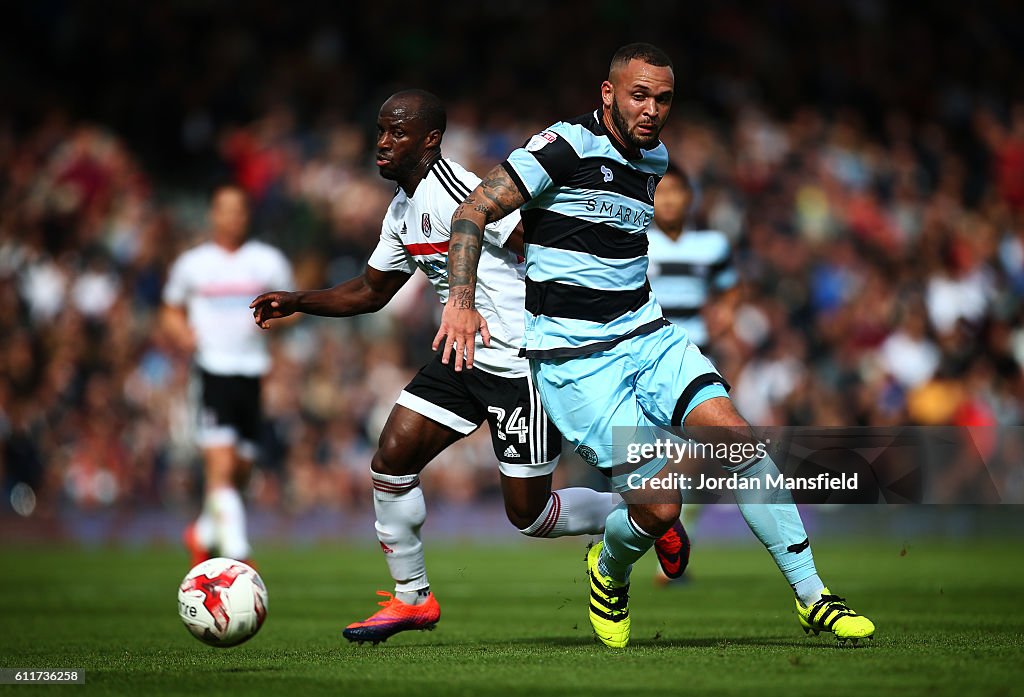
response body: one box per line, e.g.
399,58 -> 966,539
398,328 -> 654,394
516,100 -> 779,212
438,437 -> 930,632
250,291 -> 297,329
433,300 -> 490,372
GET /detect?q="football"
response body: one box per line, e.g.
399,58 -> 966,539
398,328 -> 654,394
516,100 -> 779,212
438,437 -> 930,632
177,558 -> 268,647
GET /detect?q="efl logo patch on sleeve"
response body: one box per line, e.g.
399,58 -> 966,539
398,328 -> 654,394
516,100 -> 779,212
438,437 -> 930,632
525,131 -> 558,152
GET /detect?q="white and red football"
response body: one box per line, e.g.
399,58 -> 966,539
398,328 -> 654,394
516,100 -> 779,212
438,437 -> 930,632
178,558 -> 268,647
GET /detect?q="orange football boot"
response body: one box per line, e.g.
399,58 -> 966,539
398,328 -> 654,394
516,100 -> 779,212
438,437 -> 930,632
343,591 -> 440,645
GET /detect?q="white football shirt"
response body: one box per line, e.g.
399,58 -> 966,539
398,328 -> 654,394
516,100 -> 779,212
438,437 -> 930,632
367,157 -> 526,376
164,239 -> 294,376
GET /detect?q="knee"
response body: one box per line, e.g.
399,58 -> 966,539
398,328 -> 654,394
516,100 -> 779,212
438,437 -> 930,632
630,501 -> 681,537
649,501 -> 682,528
507,500 -> 546,532
372,432 -> 417,477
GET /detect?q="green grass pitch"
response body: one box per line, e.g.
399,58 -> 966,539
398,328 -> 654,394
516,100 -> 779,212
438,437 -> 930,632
1,538 -> 1022,696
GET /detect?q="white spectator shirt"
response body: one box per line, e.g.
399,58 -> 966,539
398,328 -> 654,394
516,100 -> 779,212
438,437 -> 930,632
164,240 -> 294,376
367,157 -> 526,377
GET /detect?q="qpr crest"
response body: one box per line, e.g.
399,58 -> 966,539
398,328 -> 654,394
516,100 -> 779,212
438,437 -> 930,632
647,176 -> 657,202
421,213 -> 432,237
577,444 -> 599,466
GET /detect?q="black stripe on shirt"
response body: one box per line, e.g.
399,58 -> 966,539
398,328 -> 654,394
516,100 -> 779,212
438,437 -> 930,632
568,109 -> 638,162
567,158 -> 659,204
522,208 -> 648,259
431,166 -> 466,205
517,131 -> 581,187
435,159 -> 472,198
501,161 -> 532,203
525,277 -> 651,323
662,307 -> 701,320
659,256 -> 732,275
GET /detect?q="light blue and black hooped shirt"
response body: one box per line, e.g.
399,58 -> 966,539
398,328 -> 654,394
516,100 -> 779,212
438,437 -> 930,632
502,109 -> 669,359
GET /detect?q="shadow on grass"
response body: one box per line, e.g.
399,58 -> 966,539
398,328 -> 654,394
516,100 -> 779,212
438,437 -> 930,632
368,635 -> 864,651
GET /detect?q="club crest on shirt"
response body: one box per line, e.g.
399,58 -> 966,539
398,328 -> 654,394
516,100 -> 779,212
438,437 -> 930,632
601,165 -> 614,182
400,222 -> 408,235
422,213 -> 432,237
647,176 -> 657,202
525,131 -> 557,152
577,444 -> 599,466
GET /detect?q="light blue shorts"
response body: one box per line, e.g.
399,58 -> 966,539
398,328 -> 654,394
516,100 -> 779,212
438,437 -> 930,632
531,323 -> 729,492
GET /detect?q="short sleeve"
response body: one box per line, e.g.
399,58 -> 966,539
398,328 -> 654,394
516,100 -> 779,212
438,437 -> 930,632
426,164 -> 519,250
482,208 -> 521,248
162,254 -> 190,306
367,220 -> 416,275
502,123 -> 581,201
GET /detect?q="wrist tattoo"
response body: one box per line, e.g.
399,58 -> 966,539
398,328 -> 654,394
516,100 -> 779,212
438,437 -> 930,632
451,287 -> 474,309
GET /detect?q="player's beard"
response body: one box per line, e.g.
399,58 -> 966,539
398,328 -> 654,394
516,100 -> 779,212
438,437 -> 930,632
611,97 -> 660,150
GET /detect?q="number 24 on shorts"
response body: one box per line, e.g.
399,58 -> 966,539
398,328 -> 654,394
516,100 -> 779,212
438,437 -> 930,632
487,406 -> 528,443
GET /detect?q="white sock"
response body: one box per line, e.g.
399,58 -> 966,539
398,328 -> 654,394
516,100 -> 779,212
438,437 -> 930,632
372,470 -> 429,605
395,588 -> 432,605
209,487 -> 250,560
519,488 -> 622,537
194,510 -> 216,549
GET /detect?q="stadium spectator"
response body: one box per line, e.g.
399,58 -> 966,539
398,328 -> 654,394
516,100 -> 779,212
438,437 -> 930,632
1,2 -> 1022,520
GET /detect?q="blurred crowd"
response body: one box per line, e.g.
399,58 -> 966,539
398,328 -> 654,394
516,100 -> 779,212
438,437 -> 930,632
2,1 -> 1023,516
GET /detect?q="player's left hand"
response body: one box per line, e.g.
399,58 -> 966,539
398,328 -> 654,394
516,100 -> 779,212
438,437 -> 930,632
250,291 -> 297,329
433,299 -> 490,372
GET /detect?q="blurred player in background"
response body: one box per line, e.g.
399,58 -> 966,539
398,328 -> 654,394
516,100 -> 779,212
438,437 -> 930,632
647,163 -> 738,354
647,162 -> 739,584
162,184 -> 295,566
251,90 -> 688,645
439,43 -> 875,648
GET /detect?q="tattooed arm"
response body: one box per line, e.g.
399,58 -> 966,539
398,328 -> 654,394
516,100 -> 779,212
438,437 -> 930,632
433,165 -> 527,371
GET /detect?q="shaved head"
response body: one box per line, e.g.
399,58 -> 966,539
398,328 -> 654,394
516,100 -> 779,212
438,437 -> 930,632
382,89 -> 447,136
608,42 -> 673,81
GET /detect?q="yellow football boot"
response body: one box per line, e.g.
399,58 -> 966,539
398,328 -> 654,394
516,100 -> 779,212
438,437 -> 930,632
587,542 -> 630,648
797,588 -> 875,646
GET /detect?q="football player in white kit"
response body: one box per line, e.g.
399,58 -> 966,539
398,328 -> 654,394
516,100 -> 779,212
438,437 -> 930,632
251,90 -> 686,644
162,184 -> 295,567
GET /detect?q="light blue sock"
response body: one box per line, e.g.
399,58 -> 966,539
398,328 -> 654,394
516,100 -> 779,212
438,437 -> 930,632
725,453 -> 819,593
598,503 -> 658,584
792,574 -> 825,606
